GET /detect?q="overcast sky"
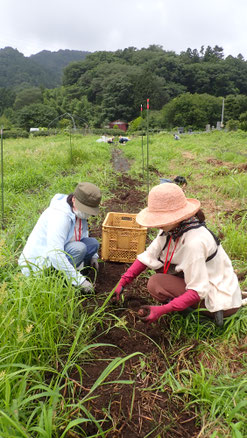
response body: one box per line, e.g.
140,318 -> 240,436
1,0 -> 247,59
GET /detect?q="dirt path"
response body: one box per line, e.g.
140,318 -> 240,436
71,149 -> 200,437
111,147 -> 130,172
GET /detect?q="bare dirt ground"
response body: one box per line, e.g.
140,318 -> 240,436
69,150 -> 201,438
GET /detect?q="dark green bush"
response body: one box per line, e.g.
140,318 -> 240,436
2,129 -> 29,139
32,130 -> 52,137
90,128 -> 125,136
226,119 -> 240,131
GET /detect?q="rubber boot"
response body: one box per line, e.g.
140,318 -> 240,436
214,310 -> 224,327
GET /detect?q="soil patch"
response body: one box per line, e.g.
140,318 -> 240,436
206,157 -> 247,173
181,151 -> 196,160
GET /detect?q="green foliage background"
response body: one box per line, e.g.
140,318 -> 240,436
2,45 -> 247,132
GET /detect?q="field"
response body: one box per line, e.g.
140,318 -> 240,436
0,130 -> 247,438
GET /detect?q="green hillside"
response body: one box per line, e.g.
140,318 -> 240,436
30,48 -> 90,84
0,46 -> 90,89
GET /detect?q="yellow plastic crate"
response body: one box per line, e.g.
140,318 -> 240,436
101,212 -> 147,263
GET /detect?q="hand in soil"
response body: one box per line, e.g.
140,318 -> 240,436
112,285 -> 124,303
138,305 -> 166,323
137,306 -> 151,321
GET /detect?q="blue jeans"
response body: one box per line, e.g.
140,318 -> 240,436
64,237 -> 99,267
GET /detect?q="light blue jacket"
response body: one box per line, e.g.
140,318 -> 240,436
18,194 -> 89,286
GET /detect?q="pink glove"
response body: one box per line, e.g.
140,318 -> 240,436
138,289 -> 201,323
112,259 -> 146,301
120,259 -> 146,285
113,283 -> 124,302
138,305 -> 167,323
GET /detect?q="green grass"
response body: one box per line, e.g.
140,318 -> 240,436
0,131 -> 247,437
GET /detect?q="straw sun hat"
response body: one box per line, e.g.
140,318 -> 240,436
136,183 -> 200,228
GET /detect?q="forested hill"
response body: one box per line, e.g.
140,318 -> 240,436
61,45 -> 247,122
30,49 -> 90,85
3,44 -> 247,131
0,47 -> 90,89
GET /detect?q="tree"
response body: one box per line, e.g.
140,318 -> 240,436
203,45 -> 224,62
0,114 -> 13,129
16,103 -> 58,131
226,119 -> 239,131
69,96 -> 94,126
14,87 -> 43,110
239,111 -> 247,130
128,116 -> 143,132
43,87 -> 67,115
179,48 -> 200,64
131,68 -> 168,111
0,87 -> 16,116
224,95 -> 247,121
162,93 -> 222,130
63,61 -> 85,86
101,73 -> 135,122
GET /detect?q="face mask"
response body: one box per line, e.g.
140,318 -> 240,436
73,209 -> 90,220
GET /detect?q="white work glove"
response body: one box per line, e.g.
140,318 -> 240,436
90,257 -> 99,271
81,279 -> 94,293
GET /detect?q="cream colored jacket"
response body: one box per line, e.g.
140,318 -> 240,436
137,227 -> 242,312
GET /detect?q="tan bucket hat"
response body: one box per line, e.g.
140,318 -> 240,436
136,183 -> 200,228
74,182 -> 101,215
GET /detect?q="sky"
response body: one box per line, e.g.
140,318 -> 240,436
1,0 -> 247,59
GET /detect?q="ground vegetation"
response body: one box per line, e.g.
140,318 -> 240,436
0,131 -> 246,437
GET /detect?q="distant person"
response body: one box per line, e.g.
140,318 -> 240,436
119,136 -> 130,144
18,182 -> 102,292
173,176 -> 187,187
113,183 -> 242,327
107,137 -> 114,144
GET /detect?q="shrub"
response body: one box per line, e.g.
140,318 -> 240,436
239,111 -> 247,131
226,119 -> 240,131
32,130 -> 51,137
0,114 -> 13,130
90,128 -> 125,136
2,129 -> 29,139
128,117 -> 144,132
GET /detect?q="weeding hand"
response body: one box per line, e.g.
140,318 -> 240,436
90,256 -> 99,271
81,279 -> 94,293
112,284 -> 124,302
138,305 -> 166,323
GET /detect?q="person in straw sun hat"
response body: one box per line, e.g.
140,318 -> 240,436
113,183 -> 242,326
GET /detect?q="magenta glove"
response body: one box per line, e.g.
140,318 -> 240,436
112,259 -> 147,302
138,305 -> 167,323
113,283 -> 124,302
138,289 -> 201,323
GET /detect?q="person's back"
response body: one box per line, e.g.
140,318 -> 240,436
19,194 -> 75,275
18,183 -> 102,291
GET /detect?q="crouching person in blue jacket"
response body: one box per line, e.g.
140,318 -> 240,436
18,182 -> 102,292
